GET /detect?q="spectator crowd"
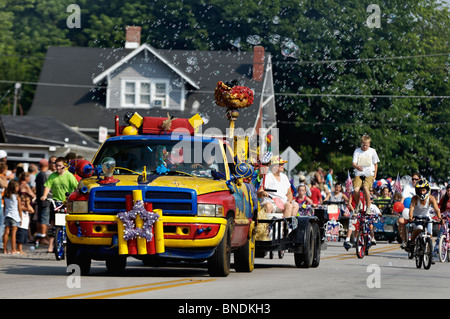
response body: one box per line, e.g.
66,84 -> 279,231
1,151 -> 83,255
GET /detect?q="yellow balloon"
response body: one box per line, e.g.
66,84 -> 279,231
122,125 -> 138,135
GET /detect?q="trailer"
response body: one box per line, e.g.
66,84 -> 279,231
255,210 -> 322,268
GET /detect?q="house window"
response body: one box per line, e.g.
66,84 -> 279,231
121,79 -> 169,108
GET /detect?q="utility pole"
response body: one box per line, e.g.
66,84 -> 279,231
13,82 -> 21,116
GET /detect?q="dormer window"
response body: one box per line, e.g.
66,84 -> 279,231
121,79 -> 169,108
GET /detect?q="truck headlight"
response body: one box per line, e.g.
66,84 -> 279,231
197,204 -> 224,217
67,201 -> 88,214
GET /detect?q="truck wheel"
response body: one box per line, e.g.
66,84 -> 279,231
311,223 -> 321,268
234,222 -> 255,272
294,223 -> 314,268
208,219 -> 231,277
106,255 -> 127,274
66,240 -> 91,276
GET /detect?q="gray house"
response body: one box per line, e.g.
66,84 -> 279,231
29,27 -> 278,146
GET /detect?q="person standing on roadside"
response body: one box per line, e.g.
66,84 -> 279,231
0,162 -> 8,250
35,158 -> 53,248
2,180 -> 22,254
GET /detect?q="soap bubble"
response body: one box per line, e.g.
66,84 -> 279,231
268,34 -> 281,44
281,39 -> 300,58
247,35 -> 261,45
187,56 -> 198,65
404,79 -> 414,90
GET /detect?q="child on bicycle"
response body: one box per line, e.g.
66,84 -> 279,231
402,179 -> 442,250
343,200 -> 381,250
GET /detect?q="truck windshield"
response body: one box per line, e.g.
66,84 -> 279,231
93,139 -> 226,179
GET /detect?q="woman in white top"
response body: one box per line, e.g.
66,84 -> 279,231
258,156 -> 299,217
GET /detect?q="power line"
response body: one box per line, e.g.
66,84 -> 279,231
0,80 -> 448,99
274,52 -> 450,65
274,93 -> 450,99
277,120 -> 450,126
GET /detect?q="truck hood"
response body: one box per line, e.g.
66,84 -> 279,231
79,175 -> 229,195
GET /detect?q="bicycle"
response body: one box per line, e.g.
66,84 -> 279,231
355,212 -> 377,259
411,217 -> 433,270
50,199 -> 67,261
437,216 -> 450,263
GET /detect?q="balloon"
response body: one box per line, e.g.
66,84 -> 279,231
403,197 -> 412,209
76,160 -> 94,178
393,202 -> 404,213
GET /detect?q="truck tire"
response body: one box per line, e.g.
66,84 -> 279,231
66,239 -> 91,276
294,222 -> 314,268
207,219 -> 231,277
234,221 -> 255,272
106,255 -> 127,274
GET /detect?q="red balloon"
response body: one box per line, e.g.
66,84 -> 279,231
393,202 -> 404,213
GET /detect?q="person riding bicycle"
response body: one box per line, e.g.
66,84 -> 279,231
401,178 -> 442,251
352,135 -> 379,216
343,202 -> 381,250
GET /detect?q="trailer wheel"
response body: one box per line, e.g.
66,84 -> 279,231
311,223 -> 321,268
66,239 -> 91,276
234,221 -> 255,272
294,222 -> 314,268
208,218 -> 231,277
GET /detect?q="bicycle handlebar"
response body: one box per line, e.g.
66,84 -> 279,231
323,201 -> 346,205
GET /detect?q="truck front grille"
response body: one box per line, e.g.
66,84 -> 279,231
89,186 -> 197,215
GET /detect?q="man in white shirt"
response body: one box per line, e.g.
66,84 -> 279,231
352,135 -> 380,214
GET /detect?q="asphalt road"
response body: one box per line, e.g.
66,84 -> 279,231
1,240 -> 450,302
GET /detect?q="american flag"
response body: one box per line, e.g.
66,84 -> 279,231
393,173 -> 402,194
344,171 -> 353,198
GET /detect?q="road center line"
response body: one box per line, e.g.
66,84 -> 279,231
322,244 -> 402,260
53,278 -> 215,299
87,279 -> 216,299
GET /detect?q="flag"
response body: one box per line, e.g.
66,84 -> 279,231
344,171 -> 353,198
393,173 -> 402,194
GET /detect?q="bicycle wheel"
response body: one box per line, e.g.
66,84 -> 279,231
356,230 -> 365,259
415,238 -> 423,269
438,235 -> 448,263
423,237 -> 433,270
365,235 -> 370,256
54,226 -> 66,261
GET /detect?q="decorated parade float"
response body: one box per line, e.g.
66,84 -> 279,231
64,81 -> 322,276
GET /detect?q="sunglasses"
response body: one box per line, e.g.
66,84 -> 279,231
412,178 -> 419,181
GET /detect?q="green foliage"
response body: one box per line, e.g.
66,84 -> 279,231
0,0 -> 448,181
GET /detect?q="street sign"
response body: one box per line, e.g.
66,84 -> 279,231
281,146 -> 301,179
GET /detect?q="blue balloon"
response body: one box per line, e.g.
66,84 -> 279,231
235,162 -> 253,178
404,197 -> 411,208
